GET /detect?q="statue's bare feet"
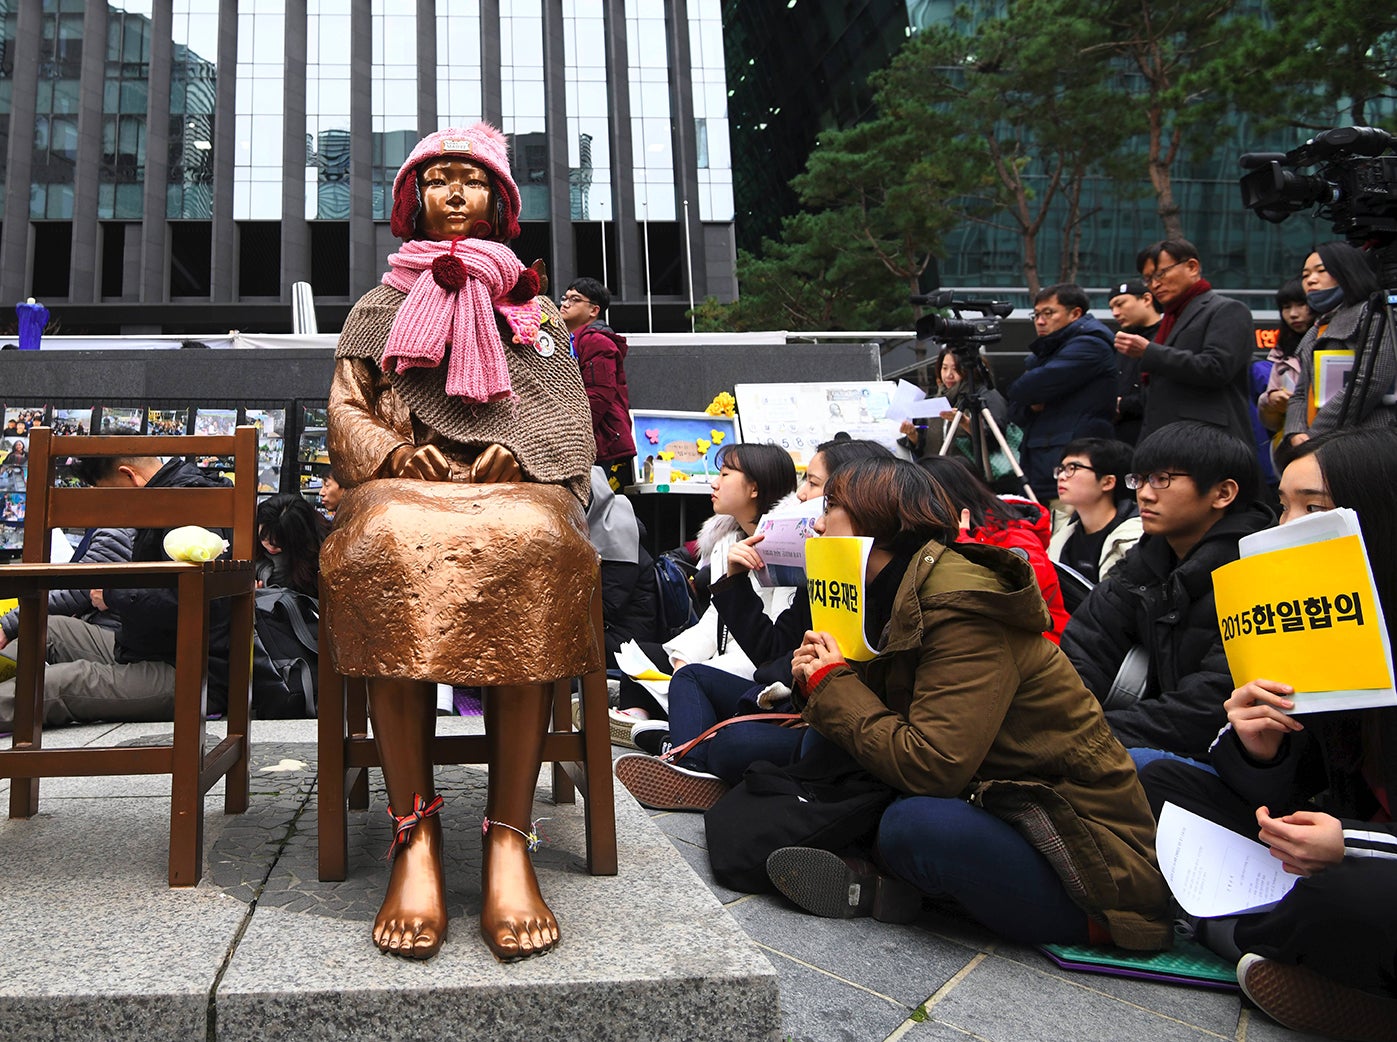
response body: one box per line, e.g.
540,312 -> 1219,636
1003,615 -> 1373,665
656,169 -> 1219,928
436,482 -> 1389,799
480,824 -> 559,961
374,815 -> 447,959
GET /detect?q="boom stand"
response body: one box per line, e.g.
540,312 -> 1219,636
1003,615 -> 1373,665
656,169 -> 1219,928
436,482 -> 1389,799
939,401 -> 1038,503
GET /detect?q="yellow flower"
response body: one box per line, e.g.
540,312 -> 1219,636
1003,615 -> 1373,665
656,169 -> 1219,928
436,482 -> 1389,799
705,391 -> 736,418
710,429 -> 726,444
657,450 -> 675,461
695,438 -> 711,455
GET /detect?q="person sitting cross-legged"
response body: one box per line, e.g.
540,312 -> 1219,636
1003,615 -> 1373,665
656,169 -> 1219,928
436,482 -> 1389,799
1060,422 -> 1273,767
1138,428 -> 1397,1042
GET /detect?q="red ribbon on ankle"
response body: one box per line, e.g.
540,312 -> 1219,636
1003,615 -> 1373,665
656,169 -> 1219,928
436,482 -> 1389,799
385,793 -> 444,860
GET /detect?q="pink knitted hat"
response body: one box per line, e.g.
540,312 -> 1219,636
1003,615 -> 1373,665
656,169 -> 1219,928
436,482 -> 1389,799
389,123 -> 523,243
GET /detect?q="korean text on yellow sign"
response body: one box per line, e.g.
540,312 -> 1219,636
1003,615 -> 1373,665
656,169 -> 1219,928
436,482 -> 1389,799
1212,534 -> 1393,694
804,536 -> 879,662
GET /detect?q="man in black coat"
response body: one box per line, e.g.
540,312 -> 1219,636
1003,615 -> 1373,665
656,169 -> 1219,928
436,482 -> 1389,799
1060,422 -> 1273,762
1113,239 -> 1256,446
1006,283 -> 1118,502
0,452 -> 233,729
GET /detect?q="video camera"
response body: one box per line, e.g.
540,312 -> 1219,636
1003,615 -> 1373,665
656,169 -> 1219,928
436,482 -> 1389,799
909,290 -> 1012,345
1240,126 -> 1397,249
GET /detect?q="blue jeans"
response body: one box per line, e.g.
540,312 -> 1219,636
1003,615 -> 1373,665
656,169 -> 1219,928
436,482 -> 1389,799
667,663 -> 804,785
876,795 -> 1091,945
1127,747 -> 1217,775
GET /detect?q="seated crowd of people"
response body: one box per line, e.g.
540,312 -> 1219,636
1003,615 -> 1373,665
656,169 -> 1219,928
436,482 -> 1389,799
606,423 -> 1396,1042
2,236 -> 1394,1038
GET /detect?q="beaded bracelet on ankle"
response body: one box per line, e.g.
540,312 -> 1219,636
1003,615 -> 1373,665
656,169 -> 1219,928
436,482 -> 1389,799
481,816 -> 548,853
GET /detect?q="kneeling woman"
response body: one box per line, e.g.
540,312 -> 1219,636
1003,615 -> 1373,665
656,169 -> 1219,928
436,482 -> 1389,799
786,458 -> 1170,948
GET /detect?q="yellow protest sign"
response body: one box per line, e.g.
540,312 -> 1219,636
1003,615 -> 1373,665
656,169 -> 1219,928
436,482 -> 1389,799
804,536 -> 879,661
1213,533 -> 1395,711
0,598 -> 15,616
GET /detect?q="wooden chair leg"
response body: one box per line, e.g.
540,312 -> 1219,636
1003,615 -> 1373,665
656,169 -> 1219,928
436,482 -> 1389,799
7,592 -> 46,819
317,614 -> 350,882
168,573 -> 209,887
346,676 -> 370,811
551,679 -> 576,805
581,592 -> 618,876
223,588 -> 254,815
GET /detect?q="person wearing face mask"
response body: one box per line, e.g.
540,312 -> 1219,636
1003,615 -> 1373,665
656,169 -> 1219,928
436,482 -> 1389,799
1281,242 -> 1391,454
1138,428 -> 1397,1040
615,439 -> 892,810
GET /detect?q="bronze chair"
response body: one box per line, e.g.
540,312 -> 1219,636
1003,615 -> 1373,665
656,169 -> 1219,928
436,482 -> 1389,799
316,588 -> 618,880
0,426 -> 257,886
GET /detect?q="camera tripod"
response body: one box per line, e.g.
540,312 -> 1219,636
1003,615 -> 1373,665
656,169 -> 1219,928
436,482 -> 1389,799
937,391 -> 1038,503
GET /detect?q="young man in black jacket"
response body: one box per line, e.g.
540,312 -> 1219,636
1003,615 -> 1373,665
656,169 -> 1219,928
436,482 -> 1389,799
0,451 -> 233,729
1060,422 -> 1273,764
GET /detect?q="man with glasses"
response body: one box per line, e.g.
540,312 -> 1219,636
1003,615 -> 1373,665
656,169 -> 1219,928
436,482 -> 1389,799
1113,239 -> 1255,447
1005,283 -> 1118,503
1060,421 -> 1273,765
559,277 -> 635,489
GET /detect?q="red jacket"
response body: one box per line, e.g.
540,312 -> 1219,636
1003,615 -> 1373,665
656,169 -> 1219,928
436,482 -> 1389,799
574,320 -> 635,464
959,498 -> 1069,643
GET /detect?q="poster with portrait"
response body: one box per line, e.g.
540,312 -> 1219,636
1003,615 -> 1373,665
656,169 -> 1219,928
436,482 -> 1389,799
246,407 -> 287,493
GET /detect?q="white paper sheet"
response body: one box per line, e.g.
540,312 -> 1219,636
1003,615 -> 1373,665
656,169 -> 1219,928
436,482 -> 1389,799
903,396 -> 953,420
1156,803 -> 1297,918
885,379 -> 928,422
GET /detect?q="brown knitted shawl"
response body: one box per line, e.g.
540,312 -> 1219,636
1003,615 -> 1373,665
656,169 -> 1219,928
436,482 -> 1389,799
336,284 -> 596,501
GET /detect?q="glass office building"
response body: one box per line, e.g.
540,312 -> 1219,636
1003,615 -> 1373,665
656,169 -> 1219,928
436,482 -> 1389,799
0,0 -> 735,334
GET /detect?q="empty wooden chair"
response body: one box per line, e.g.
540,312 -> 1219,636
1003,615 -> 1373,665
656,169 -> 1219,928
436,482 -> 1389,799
0,426 -> 258,886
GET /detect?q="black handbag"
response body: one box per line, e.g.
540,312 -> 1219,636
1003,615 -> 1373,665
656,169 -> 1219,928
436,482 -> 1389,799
703,739 -> 895,893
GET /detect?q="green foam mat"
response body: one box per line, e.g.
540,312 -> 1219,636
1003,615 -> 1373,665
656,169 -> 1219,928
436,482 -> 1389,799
1040,938 -> 1239,990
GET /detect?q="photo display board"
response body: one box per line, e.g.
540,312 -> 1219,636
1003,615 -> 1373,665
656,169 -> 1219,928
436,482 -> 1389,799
734,381 -> 902,467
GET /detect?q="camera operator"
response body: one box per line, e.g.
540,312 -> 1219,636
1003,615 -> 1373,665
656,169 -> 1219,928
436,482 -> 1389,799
1281,241 -> 1391,454
898,343 -> 1017,488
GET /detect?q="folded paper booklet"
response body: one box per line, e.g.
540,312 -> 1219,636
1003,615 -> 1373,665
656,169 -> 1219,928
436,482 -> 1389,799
1212,507 -> 1396,714
751,496 -> 823,586
804,536 -> 880,661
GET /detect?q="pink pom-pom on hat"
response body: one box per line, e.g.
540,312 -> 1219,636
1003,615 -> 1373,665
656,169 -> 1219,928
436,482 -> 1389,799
389,122 -> 523,243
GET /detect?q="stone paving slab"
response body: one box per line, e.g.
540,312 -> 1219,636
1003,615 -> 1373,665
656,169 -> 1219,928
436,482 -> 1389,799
0,724 -> 780,1042
218,766 -> 779,1042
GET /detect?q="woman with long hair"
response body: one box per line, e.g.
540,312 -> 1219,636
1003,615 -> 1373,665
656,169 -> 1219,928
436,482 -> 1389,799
899,346 -> 1020,488
771,457 -> 1170,948
616,438 -> 890,810
610,442 -> 799,737
1281,242 -> 1390,452
255,493 -> 330,597
1139,427 -> 1397,1039
1257,278 -> 1314,434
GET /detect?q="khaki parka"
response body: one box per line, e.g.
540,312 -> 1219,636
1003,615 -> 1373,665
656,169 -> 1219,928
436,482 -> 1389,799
800,539 -> 1172,950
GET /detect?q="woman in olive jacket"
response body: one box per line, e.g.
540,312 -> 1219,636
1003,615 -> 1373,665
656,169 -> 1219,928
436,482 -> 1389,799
787,458 -> 1171,949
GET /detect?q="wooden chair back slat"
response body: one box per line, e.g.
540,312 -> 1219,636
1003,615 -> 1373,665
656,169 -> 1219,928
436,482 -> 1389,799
22,426 -> 259,563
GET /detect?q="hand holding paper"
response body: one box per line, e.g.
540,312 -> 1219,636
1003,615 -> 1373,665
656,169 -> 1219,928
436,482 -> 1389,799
1156,803 -> 1297,918
1223,679 -> 1302,763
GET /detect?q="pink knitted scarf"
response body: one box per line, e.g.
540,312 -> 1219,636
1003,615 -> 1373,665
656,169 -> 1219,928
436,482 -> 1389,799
380,238 -> 542,404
